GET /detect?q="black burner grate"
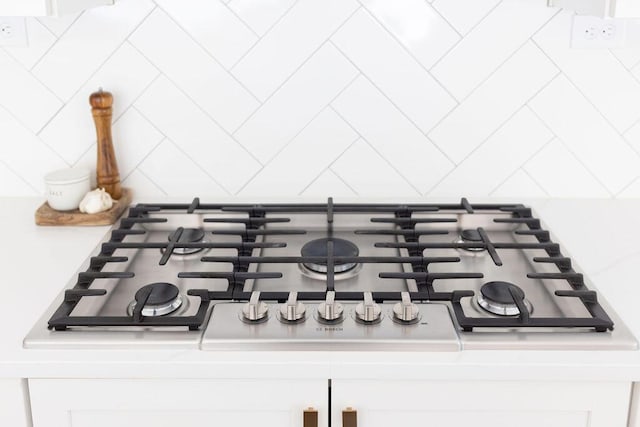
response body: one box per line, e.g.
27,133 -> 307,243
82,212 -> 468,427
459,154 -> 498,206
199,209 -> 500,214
48,197 -> 614,333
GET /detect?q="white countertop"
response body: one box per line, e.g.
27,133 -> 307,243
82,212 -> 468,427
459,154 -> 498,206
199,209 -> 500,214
3,197 -> 640,381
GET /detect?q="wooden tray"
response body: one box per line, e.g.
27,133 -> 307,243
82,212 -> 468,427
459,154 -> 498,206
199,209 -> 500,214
35,188 -> 132,226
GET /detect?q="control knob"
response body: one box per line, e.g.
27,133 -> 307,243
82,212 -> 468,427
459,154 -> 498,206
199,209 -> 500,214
392,292 -> 420,324
241,291 -> 268,323
355,292 -> 381,323
279,291 -> 306,322
317,291 -> 344,322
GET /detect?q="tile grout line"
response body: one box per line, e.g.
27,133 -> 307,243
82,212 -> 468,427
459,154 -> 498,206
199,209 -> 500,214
228,0 -> 302,71
329,39 -> 457,169
530,40 -> 640,193
231,4 -> 363,137
154,6 -> 262,104
235,72 -> 361,195
488,136 -> 554,196
427,0 -> 506,74
355,2 -> 461,108
298,135 -> 361,196
329,104 -> 423,196
125,42 -> 265,168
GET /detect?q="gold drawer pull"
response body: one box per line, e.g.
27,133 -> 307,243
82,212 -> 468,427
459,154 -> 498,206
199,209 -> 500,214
303,407 -> 318,427
342,407 -> 357,427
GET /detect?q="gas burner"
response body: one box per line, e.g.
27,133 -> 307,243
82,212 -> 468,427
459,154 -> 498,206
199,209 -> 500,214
456,228 -> 486,253
127,282 -> 185,317
165,228 -> 205,255
300,237 -> 360,274
476,281 -> 533,317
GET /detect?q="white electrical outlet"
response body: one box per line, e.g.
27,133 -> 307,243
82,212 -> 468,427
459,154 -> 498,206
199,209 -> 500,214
571,15 -> 627,48
0,17 -> 28,47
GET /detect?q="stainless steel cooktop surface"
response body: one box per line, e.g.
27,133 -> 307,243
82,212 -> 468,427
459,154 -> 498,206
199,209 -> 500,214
24,198 -> 638,351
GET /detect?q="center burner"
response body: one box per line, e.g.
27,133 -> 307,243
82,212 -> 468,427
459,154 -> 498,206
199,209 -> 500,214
457,228 -> 486,252
127,282 -> 185,317
300,237 -> 359,274
166,228 -> 205,255
476,281 -> 533,317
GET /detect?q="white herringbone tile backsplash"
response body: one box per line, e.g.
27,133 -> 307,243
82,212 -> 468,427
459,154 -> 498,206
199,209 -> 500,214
2,0 -> 640,198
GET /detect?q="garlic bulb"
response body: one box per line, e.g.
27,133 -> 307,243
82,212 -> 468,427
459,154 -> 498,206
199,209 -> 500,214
79,188 -> 113,214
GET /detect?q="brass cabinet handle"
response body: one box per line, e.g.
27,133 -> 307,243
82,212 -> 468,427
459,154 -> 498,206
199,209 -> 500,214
303,407 -> 318,427
342,407 -> 357,427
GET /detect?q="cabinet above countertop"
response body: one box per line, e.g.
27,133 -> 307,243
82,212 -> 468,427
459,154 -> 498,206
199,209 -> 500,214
0,0 -> 112,17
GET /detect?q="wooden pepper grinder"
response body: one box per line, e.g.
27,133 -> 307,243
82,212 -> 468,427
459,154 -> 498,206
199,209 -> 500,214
90,89 -> 122,200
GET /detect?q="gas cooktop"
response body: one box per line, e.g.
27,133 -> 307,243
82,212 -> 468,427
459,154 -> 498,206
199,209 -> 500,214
24,198 -> 637,351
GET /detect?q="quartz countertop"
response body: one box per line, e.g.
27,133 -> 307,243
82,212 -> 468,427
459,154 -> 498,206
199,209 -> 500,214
2,197 -> 640,382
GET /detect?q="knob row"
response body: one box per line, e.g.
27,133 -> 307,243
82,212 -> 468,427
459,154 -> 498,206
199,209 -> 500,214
241,291 -> 419,324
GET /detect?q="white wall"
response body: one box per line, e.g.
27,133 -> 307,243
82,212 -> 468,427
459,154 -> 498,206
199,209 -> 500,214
2,0 -> 640,199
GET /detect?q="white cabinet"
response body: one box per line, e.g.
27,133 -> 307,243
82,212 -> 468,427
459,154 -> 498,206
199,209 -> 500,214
331,380 -> 631,427
28,378 -> 328,427
28,377 -> 633,427
0,0 -> 112,17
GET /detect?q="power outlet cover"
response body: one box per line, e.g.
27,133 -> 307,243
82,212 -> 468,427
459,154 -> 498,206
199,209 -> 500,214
0,17 -> 28,47
572,15 -> 627,48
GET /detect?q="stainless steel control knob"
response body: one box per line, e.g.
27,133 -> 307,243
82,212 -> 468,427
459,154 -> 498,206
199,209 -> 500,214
355,292 -> 381,323
241,291 -> 268,323
279,291 -> 306,322
392,292 -> 419,323
317,291 -> 344,322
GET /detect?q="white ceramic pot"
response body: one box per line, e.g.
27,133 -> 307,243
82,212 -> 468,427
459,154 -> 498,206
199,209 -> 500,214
44,168 -> 91,211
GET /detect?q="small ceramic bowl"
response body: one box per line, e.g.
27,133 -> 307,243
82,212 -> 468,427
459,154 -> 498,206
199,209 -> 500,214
44,168 -> 91,211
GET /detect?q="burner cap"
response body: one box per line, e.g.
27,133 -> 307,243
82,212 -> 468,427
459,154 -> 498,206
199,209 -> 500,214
477,281 -> 529,316
460,229 -> 482,242
301,238 -> 359,274
169,227 -> 205,255
131,282 -> 183,317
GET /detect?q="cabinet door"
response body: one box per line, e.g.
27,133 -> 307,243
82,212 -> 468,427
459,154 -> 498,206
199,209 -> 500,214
29,378 -> 327,427
332,380 -> 630,427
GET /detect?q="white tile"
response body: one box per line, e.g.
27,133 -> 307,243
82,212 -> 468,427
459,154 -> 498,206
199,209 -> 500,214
231,0 -> 359,100
129,8 -> 259,133
0,50 -> 62,133
37,12 -> 82,37
302,169 -> 357,197
121,169 -> 167,197
135,77 -> 261,194
432,0 -> 500,35
529,75 -> 640,194
332,77 -> 453,194
617,177 -> 640,198
155,0 -> 258,68
430,42 -> 558,164
430,108 -> 553,196
611,46 -> 640,70
624,119 -> 640,155
228,0 -> 297,36
32,0 -> 154,101
239,108 -> 358,196
491,169 -> 548,198
0,108 -> 67,194
524,139 -> 611,197
332,9 -> 456,133
431,0 -> 556,101
0,161 -> 37,196
138,140 -> 228,196
360,0 -> 460,69
234,43 -> 358,162
39,43 -> 159,164
4,18 -> 56,70
330,139 -> 419,196
534,11 -> 640,133
73,108 -> 164,188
